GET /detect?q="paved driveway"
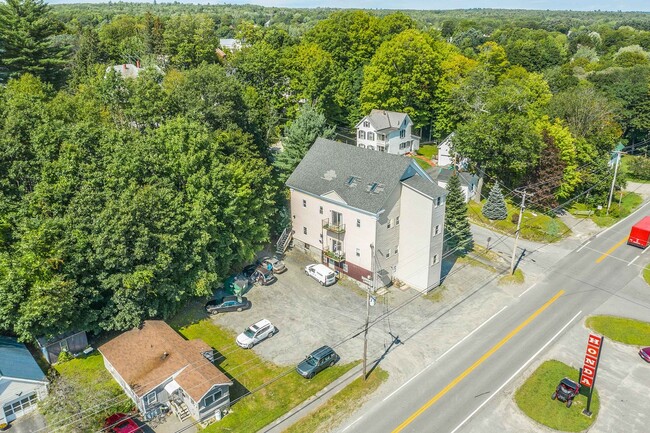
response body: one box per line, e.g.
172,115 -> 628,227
209,249 -> 498,368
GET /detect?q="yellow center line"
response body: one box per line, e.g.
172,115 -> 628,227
595,236 -> 628,263
391,290 -> 565,433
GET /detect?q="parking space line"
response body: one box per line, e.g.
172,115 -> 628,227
449,310 -> 583,433
382,306 -> 508,403
341,415 -> 364,432
576,240 -> 591,252
628,256 -> 640,267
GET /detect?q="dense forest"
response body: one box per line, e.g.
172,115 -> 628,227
1,1 -> 649,341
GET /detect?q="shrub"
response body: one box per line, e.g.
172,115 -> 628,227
511,212 -> 520,224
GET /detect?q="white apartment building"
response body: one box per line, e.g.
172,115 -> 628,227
286,138 -> 446,292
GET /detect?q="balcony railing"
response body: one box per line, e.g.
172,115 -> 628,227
322,219 -> 346,234
323,248 -> 345,262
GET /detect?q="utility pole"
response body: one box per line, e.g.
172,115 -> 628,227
607,150 -> 623,215
510,189 -> 531,274
363,244 -> 374,380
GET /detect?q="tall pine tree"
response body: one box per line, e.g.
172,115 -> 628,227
444,173 -> 473,255
482,181 -> 508,220
0,0 -> 66,85
274,102 -> 335,181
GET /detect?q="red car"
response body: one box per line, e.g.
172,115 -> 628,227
640,347 -> 650,363
104,413 -> 140,433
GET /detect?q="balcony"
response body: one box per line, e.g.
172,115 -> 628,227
323,248 -> 346,262
322,219 -> 346,234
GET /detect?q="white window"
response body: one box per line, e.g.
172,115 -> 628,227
303,227 -> 307,235
363,121 -> 370,127
434,225 -> 440,236
386,248 -> 391,258
395,245 -> 399,255
358,130 -> 366,139
303,199 -> 306,207
203,389 -> 222,407
367,132 -> 375,141
319,206 -> 323,214
431,254 -> 439,266
396,216 -> 400,226
378,134 -> 385,140
342,263 -> 349,272
387,218 -> 393,229
378,146 -> 385,152
144,391 -> 157,407
356,248 -> 360,257
356,219 -> 361,228
436,197 -> 442,207
400,129 -> 406,139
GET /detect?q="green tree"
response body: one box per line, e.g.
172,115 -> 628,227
164,14 -> 218,68
482,181 -> 508,220
444,173 -> 473,255
0,0 -> 66,84
360,29 -> 449,129
274,103 -> 334,181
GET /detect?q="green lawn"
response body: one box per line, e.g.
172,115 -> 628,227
412,156 -> 431,170
515,360 -> 599,432
569,192 -> 643,227
176,316 -> 357,433
283,368 -> 389,433
42,353 -> 133,430
499,268 -> 525,285
416,144 -> 438,160
468,200 -> 570,242
644,264 -> 650,286
585,315 -> 650,346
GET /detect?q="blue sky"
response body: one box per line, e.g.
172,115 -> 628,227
47,0 -> 650,11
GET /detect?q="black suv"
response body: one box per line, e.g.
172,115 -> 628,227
551,377 -> 581,408
205,296 -> 252,315
296,346 -> 340,379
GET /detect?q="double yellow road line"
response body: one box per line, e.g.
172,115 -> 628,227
392,290 -> 565,433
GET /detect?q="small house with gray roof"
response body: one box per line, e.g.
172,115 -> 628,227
0,336 -> 49,424
286,138 -> 446,291
355,109 -> 420,155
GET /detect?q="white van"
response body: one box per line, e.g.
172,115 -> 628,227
305,264 -> 337,286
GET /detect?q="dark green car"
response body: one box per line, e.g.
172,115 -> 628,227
296,346 -> 340,379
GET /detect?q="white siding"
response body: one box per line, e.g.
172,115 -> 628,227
396,185 -> 444,291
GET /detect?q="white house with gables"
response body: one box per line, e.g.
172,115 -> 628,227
287,138 -> 446,292
355,110 -> 420,155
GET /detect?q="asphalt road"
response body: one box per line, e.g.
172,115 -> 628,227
340,202 -> 650,433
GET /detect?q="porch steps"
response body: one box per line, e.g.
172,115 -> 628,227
170,400 -> 191,422
276,226 -> 292,256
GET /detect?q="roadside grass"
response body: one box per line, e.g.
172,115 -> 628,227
423,285 -> 447,302
644,264 -> 650,286
499,268 -> 525,285
515,360 -> 598,432
569,192 -> 643,227
456,254 -> 496,272
468,200 -> 569,243
416,144 -> 437,160
283,368 -> 389,433
175,315 -> 357,433
585,315 -> 650,346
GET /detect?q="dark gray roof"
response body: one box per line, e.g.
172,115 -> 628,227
359,110 -> 408,132
0,336 -> 47,382
402,174 -> 448,200
425,166 -> 478,187
287,138 -> 435,214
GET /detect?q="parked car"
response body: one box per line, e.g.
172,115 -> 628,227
551,378 -> 581,408
305,264 -> 337,286
236,319 -> 276,349
104,413 -> 140,433
640,347 -> 650,362
261,256 -> 287,274
241,264 -> 258,279
251,265 -> 277,286
296,345 -> 340,379
205,296 -> 252,315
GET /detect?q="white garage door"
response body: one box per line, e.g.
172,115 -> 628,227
3,393 -> 38,423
